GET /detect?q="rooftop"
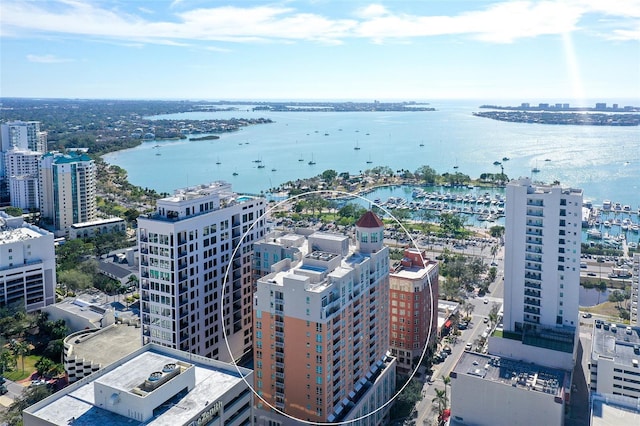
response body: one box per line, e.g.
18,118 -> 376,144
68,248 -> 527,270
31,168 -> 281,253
592,322 -> 640,368
65,324 -> 142,367
355,211 -> 384,228
591,393 -> 640,426
26,345 -> 250,426
0,226 -> 43,244
452,352 -> 569,399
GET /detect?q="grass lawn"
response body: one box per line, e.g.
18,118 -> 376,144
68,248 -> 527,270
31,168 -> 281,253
582,301 -> 628,322
4,355 -> 40,382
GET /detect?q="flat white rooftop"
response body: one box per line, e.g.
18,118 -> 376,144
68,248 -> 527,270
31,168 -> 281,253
27,347 -> 249,425
0,226 -> 43,244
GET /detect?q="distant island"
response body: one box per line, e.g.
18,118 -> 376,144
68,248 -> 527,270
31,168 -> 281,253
473,111 -> 640,126
479,102 -> 640,113
188,135 -> 220,141
251,101 -> 435,112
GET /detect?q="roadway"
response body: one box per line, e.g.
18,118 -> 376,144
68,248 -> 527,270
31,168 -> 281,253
413,245 -> 506,426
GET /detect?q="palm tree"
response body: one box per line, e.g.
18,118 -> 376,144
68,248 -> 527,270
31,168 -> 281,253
432,388 -> 448,420
441,374 -> 451,405
12,340 -> 30,373
464,302 -> 475,320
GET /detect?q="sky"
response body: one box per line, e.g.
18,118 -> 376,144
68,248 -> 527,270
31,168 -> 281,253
1,0 -> 639,102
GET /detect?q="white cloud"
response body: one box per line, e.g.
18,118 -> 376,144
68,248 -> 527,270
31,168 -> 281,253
1,0 -> 638,46
26,53 -> 73,63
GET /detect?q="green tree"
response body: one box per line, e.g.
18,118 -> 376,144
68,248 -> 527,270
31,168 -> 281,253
124,208 -> 139,223
608,290 -> 625,309
489,225 -> 505,239
35,357 -> 55,377
432,388 -> 448,421
391,378 -> 423,419
442,374 -> 451,406
439,212 -> 467,238
4,206 -> 23,217
321,169 -> 337,183
57,269 -> 93,293
1,384 -> 53,426
488,302 -> 501,328
11,340 -> 30,373
0,349 -> 15,374
415,165 -> 438,184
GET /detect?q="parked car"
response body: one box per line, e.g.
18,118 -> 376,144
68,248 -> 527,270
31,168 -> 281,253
465,342 -> 473,351
582,313 -> 592,318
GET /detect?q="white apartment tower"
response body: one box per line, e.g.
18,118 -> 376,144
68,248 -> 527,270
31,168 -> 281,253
39,151 -> 97,236
0,121 -> 47,153
504,177 -> 583,334
138,182 -> 265,362
0,212 -> 56,312
4,148 -> 41,210
253,211 -> 395,425
1,121 -> 47,205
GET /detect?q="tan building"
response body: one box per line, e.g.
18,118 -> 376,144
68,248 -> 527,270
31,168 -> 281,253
253,211 -> 395,425
39,151 -> 96,237
389,248 -> 439,372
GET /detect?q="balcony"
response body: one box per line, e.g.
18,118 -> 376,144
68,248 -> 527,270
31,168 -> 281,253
526,238 -> 542,245
524,298 -> 541,307
525,264 -> 542,272
525,281 -> 541,290
527,199 -> 543,207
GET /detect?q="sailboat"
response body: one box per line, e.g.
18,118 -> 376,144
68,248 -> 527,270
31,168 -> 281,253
366,155 -> 373,164
308,154 -> 316,165
354,141 -> 361,150
298,154 -> 304,162
215,157 -> 221,165
532,161 -> 540,173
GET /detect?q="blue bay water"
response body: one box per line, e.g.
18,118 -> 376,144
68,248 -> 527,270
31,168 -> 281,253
103,101 -> 639,209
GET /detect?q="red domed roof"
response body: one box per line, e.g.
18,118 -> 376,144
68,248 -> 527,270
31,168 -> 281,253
355,211 -> 384,228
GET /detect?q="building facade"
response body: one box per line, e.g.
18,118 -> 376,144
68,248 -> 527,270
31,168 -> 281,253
252,211 -> 395,425
0,121 -> 47,153
503,177 -> 583,333
631,253 -> 639,326
0,212 -> 56,312
4,148 -> 41,211
450,352 -> 570,426
69,217 -> 126,239
590,322 -> 640,399
138,182 -> 265,362
389,248 -> 439,372
24,344 -> 254,426
39,151 -> 97,236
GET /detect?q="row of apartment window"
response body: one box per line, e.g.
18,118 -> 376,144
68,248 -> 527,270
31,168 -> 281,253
391,300 -> 421,308
392,292 -> 421,300
391,340 -> 422,349
613,368 -> 640,377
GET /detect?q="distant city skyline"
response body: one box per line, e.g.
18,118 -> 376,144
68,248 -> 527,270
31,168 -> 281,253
1,0 -> 639,101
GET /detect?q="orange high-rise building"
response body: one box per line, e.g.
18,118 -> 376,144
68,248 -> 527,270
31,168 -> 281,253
253,211 -> 396,425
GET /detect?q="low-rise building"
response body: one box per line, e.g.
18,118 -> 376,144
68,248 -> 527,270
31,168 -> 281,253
24,343 -> 254,426
43,297 -> 117,331
590,321 -> 640,399
63,322 -> 141,383
69,217 -> 126,239
0,211 -> 56,312
450,352 -> 571,426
